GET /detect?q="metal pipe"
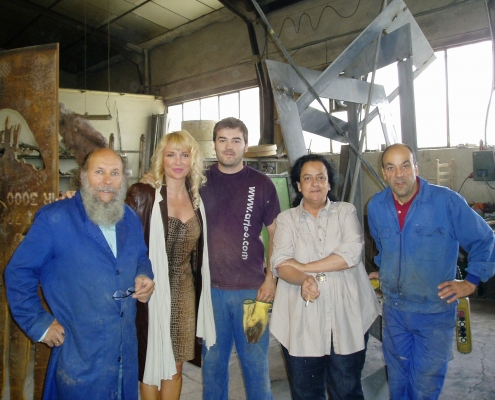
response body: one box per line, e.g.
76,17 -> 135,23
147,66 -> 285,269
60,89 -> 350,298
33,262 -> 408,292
484,0 -> 495,146
144,48 -> 150,94
444,50 -> 451,148
349,31 -> 383,203
341,157 -> 351,201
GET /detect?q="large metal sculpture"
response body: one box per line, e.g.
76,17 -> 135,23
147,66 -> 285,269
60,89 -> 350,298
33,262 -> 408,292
259,0 -> 435,221
0,43 -> 59,400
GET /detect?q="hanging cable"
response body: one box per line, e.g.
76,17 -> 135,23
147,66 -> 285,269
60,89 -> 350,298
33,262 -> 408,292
261,0 -> 463,59
275,1 -> 362,36
484,0 -> 495,146
485,89 -> 494,147
457,174 -> 471,194
260,2 -> 363,58
485,177 -> 495,190
484,179 -> 495,204
106,0 -> 111,116
84,0 -> 87,114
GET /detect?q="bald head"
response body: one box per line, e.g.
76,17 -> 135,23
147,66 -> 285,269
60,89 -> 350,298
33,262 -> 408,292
381,144 -> 416,168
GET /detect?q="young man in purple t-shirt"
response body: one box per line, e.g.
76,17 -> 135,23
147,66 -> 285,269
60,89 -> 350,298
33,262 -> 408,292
201,117 -> 280,400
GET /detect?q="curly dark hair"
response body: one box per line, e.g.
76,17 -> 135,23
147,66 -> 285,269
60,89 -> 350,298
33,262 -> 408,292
290,154 -> 339,207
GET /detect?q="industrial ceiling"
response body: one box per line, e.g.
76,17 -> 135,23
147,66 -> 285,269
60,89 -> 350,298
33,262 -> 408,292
0,0 -> 304,75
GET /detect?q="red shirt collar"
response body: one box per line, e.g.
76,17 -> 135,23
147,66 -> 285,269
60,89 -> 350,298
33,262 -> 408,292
393,177 -> 420,230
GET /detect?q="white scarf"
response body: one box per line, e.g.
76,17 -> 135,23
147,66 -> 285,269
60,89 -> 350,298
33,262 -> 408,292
196,199 -> 216,348
143,189 -> 216,387
143,188 -> 176,385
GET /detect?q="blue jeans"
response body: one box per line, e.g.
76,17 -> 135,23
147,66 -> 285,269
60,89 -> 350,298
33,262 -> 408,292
202,288 -> 272,400
282,332 -> 369,400
382,304 -> 456,400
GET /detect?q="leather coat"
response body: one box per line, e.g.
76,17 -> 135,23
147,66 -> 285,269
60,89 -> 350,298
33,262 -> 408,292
125,183 -> 204,377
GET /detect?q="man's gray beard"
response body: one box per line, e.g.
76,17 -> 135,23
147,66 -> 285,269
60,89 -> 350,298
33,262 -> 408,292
80,173 -> 127,227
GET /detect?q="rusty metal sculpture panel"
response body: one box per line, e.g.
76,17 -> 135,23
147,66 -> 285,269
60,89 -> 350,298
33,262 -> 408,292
0,43 -> 59,400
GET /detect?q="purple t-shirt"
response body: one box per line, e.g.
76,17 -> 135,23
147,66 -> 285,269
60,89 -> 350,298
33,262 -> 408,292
201,164 -> 281,290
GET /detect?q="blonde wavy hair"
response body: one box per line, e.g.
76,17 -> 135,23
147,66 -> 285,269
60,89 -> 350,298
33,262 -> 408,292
149,130 -> 206,210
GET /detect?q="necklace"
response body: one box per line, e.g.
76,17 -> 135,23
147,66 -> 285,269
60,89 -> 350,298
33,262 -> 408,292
305,212 -> 329,282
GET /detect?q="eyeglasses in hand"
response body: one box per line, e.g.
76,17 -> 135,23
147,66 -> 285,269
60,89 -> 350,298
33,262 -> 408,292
113,287 -> 135,300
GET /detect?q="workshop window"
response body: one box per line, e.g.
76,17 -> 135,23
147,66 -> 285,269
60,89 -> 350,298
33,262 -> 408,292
168,41 -> 492,154
327,40 -> 493,152
443,41 -> 493,148
167,87 -> 261,145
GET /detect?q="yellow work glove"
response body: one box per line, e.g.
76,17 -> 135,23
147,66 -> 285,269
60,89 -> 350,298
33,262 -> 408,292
370,278 -> 380,290
245,300 -> 272,344
243,299 -> 255,333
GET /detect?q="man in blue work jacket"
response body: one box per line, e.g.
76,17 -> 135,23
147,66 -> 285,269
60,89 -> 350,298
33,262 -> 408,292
5,148 -> 155,400
368,143 -> 495,399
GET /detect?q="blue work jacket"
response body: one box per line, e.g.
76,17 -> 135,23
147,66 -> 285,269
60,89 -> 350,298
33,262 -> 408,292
368,177 -> 495,313
5,191 -> 153,400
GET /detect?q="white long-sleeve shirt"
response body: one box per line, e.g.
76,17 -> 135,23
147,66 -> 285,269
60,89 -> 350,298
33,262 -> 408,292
270,200 -> 380,356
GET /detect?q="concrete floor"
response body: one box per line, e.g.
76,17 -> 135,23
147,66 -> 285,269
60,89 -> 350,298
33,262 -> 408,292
181,298 -> 495,400
5,298 -> 494,399
180,335 -> 389,400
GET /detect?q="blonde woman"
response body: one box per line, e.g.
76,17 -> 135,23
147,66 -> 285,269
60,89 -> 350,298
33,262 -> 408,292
126,130 -> 215,400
